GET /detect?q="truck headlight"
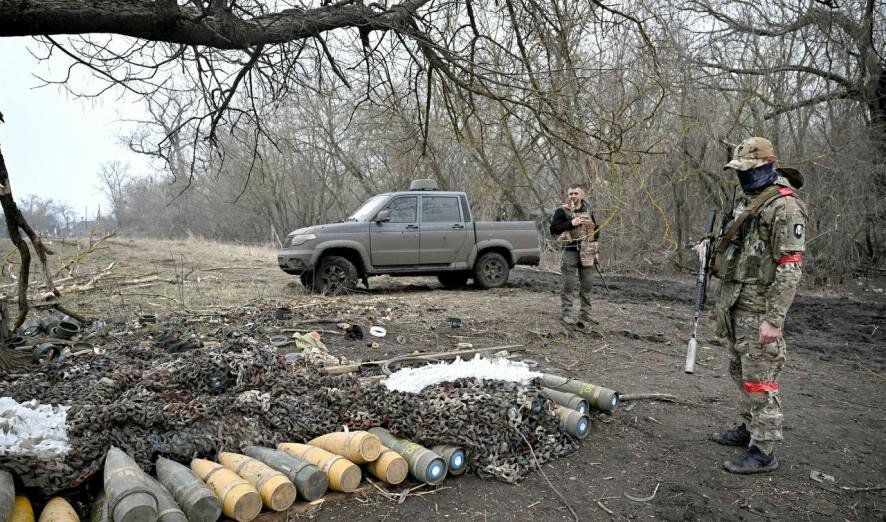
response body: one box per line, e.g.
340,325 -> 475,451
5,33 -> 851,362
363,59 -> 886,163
288,233 -> 316,246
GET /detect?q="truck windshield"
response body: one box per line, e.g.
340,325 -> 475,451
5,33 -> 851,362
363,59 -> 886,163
346,195 -> 389,221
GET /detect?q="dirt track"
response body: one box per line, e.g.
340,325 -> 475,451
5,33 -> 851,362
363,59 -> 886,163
309,268 -> 885,521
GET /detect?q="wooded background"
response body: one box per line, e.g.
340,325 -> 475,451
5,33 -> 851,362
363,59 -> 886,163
5,0 -> 884,277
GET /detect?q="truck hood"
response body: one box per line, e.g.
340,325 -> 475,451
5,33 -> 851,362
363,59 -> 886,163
289,222 -> 366,235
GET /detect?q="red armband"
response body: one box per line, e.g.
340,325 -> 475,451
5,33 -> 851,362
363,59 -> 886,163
776,254 -> 802,265
743,381 -> 779,393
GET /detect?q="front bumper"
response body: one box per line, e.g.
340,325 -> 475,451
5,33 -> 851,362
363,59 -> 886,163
277,250 -> 314,275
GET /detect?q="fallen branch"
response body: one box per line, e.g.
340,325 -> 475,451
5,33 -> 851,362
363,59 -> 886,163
624,482 -> 660,502
322,345 -> 526,375
620,393 -> 677,402
596,500 -> 615,516
840,484 -> 886,492
516,428 -> 578,522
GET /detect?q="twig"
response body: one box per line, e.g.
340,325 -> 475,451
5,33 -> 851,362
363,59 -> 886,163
624,482 -> 660,502
282,328 -> 346,336
620,393 -> 677,402
840,485 -> 886,492
516,428 -> 578,522
596,500 -> 615,516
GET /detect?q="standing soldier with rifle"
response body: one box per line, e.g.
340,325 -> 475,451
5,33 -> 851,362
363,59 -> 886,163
550,183 -> 601,332
700,137 -> 807,474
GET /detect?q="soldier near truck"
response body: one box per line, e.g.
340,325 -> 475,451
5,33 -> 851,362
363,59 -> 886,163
705,137 -> 808,474
549,183 -> 601,332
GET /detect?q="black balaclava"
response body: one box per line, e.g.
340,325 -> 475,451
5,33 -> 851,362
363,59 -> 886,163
737,162 -> 777,194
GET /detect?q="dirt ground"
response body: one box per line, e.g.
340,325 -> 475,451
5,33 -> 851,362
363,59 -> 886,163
3,237 -> 884,521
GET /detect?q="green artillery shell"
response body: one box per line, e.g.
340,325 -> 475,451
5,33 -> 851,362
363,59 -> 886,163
103,447 -> 158,522
541,374 -> 619,412
368,427 -> 447,485
90,490 -> 110,522
143,475 -> 187,522
0,469 -> 14,522
554,407 -> 591,439
541,388 -> 590,415
242,446 -> 328,501
431,445 -> 467,476
155,457 -> 222,522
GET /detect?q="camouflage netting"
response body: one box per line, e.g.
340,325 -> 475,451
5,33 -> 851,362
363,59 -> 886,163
0,341 -> 580,495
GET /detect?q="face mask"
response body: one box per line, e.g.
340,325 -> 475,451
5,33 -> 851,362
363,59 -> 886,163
736,162 -> 777,194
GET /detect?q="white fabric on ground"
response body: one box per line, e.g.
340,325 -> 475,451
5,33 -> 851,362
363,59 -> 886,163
0,397 -> 70,457
382,355 -> 541,394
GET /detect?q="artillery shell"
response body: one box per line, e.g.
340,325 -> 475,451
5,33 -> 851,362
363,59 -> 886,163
218,452 -> 296,512
431,445 -> 467,476
190,459 -> 262,522
0,469 -> 14,522
365,445 -> 408,485
242,446 -> 328,501
541,374 -> 619,412
541,388 -> 590,415
37,497 -> 79,522
104,447 -> 158,522
11,496 -> 35,522
277,443 -> 361,493
554,407 -> 591,439
155,457 -> 221,522
143,474 -> 187,522
89,490 -> 109,522
368,427 -> 446,485
307,431 -> 381,464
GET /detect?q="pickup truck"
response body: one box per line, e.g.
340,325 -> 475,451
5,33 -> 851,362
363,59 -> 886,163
277,180 -> 541,294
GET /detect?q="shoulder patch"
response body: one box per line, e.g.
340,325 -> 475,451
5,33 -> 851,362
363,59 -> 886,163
793,224 -> 804,238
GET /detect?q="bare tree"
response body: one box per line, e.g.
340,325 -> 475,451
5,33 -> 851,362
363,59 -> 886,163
97,161 -> 130,228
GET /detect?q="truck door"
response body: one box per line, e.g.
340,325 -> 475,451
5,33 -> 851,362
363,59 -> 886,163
419,195 -> 469,264
370,196 -> 420,266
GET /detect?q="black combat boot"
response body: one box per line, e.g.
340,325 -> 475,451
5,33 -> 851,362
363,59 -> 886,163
723,446 -> 779,474
711,423 -> 751,446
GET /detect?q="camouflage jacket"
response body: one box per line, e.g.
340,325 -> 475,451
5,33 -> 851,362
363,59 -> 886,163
715,177 -> 807,332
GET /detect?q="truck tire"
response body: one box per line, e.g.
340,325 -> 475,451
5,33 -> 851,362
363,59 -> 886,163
315,256 -> 358,295
473,252 -> 509,289
437,272 -> 470,289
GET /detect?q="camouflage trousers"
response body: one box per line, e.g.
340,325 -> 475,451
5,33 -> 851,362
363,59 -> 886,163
560,249 -> 593,321
726,309 -> 787,453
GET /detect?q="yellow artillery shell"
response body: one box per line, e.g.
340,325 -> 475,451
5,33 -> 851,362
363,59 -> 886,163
307,431 -> 381,464
11,496 -> 35,522
218,452 -> 296,512
190,459 -> 262,522
277,443 -> 361,493
38,497 -> 79,522
365,445 -> 408,485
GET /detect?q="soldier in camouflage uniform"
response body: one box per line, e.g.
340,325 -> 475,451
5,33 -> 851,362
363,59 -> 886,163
708,137 -> 807,474
550,183 -> 600,331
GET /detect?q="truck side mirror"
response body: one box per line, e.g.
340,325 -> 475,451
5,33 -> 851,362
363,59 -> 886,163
375,210 -> 391,223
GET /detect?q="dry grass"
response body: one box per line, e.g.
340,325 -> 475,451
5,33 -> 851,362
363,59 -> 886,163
0,237 -> 305,318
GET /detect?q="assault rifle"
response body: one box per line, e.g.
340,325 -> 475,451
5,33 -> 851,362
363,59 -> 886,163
684,209 -> 718,374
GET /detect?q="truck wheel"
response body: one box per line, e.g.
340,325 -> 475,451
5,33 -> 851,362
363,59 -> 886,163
316,256 -> 358,295
299,271 -> 316,291
473,252 -> 509,289
437,272 -> 470,289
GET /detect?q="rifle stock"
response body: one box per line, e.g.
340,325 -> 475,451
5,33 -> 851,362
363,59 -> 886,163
685,208 -> 718,374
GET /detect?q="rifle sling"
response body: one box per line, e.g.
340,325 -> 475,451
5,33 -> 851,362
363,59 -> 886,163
715,185 -> 782,254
